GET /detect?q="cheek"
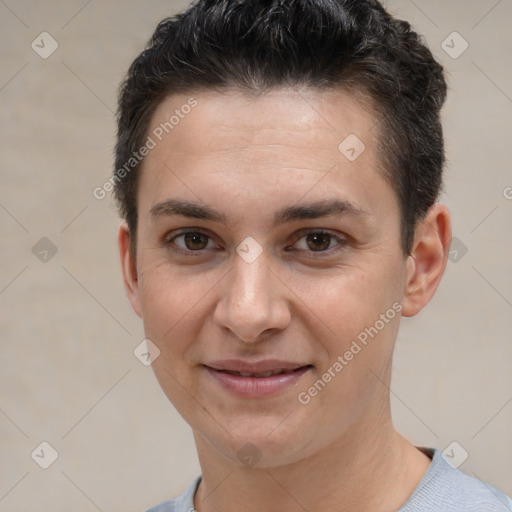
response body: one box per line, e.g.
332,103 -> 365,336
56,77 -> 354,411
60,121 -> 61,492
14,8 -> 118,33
301,266 -> 395,325
137,262 -> 208,353
293,263 -> 403,375
138,267 -> 210,413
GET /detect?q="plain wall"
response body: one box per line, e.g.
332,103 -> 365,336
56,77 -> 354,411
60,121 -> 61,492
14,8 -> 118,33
1,1 -> 511,510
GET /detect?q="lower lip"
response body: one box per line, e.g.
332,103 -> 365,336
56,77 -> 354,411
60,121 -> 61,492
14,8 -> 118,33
205,366 -> 311,397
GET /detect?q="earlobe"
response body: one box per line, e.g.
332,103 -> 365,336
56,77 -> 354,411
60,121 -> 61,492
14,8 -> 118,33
118,222 -> 142,318
401,204 -> 452,317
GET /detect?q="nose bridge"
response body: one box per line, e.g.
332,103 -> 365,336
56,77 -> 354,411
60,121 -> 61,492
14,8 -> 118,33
214,250 -> 289,342
232,252 -> 268,303
229,254 -> 274,324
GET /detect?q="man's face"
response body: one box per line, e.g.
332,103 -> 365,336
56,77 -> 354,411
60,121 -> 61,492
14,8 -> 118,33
128,88 -> 410,467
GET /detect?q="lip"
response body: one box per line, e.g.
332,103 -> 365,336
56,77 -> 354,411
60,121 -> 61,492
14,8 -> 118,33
204,359 -> 312,397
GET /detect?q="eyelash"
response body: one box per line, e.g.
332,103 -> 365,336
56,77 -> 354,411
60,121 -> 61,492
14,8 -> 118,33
163,229 -> 347,257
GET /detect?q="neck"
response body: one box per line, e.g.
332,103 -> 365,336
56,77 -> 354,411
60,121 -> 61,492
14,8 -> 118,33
193,409 -> 431,512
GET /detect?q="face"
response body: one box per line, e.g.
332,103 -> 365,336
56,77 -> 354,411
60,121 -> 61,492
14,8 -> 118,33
119,87 -> 442,468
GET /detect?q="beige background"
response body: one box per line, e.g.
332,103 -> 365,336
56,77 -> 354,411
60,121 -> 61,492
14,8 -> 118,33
1,1 -> 511,510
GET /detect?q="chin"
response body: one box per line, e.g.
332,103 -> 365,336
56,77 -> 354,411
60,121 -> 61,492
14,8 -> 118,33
200,421 -> 315,469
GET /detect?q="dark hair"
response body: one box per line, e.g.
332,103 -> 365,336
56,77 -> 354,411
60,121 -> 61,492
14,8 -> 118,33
114,0 -> 447,254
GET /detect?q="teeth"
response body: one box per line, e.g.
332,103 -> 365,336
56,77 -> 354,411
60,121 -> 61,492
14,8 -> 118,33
237,369 -> 286,377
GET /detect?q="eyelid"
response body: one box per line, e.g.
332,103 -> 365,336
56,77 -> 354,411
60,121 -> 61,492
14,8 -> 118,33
164,227 -> 211,241
163,228 -> 220,253
289,229 -> 348,255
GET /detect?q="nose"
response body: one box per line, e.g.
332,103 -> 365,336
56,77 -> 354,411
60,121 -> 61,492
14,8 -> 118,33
213,251 -> 291,343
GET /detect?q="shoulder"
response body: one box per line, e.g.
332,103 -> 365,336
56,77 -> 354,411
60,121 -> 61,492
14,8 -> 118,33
400,448 -> 512,512
145,476 -> 201,512
145,502 -> 173,512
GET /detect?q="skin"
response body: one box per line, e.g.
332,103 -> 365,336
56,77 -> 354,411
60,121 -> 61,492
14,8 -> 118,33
118,87 -> 451,512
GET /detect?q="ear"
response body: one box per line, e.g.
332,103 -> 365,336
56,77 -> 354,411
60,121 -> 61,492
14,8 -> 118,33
118,222 -> 142,318
401,204 -> 452,317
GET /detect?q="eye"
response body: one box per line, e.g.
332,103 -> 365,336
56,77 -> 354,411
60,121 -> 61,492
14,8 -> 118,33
292,231 -> 345,253
167,231 -> 216,251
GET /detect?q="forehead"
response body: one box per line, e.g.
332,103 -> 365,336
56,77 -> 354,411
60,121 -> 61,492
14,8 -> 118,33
147,87 -> 377,160
137,87 -> 396,225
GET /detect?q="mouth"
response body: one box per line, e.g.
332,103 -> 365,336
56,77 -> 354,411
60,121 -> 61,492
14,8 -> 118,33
215,367 -> 309,377
203,360 -> 313,397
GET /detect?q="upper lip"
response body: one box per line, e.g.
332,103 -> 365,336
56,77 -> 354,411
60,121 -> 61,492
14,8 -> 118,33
205,359 -> 310,373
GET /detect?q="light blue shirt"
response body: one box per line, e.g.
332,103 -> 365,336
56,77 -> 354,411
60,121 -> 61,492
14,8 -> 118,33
146,448 -> 512,511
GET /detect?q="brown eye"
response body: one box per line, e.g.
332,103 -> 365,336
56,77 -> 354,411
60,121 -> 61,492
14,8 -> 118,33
305,232 -> 333,251
291,230 -> 345,254
183,232 -> 209,250
169,231 -> 214,251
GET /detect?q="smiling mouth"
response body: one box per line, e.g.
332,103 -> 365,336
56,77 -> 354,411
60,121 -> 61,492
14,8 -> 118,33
204,363 -> 313,397
218,368 -> 309,378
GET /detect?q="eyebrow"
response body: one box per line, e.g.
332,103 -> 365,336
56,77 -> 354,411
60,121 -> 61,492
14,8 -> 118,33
150,199 -> 227,223
149,198 -> 369,226
273,199 -> 369,224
